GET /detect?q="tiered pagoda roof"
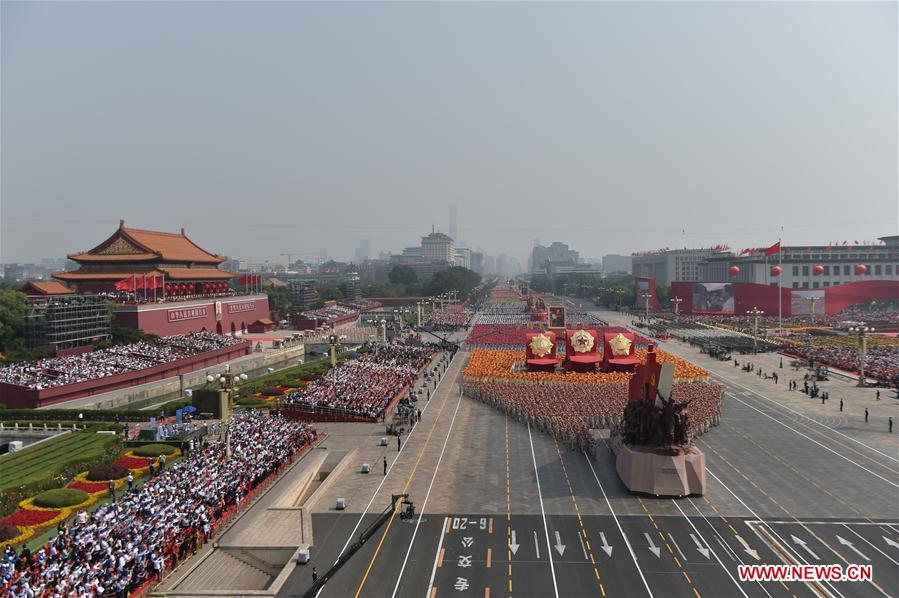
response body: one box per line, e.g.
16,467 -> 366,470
53,220 -> 234,286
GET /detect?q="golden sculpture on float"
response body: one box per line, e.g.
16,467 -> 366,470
528,333 -> 554,358
569,329 -> 595,353
608,333 -> 633,356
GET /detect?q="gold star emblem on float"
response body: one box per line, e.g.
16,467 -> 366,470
529,333 -> 553,357
570,330 -> 595,353
609,333 -> 632,356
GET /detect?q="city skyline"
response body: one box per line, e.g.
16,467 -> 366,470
2,2 -> 896,265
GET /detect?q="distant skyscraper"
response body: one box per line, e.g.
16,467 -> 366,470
449,205 -> 458,244
318,248 -> 329,264
354,239 -> 371,263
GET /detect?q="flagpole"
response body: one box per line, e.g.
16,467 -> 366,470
778,235 -> 783,332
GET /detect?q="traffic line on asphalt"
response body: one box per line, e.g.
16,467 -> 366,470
319,349 -> 457,598
390,372 -> 465,598
724,392 -> 899,485
527,421 -> 559,598
583,452 -> 653,598
722,374 -> 899,465
355,353 -> 463,598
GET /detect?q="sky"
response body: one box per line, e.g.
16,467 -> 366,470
2,1 -> 897,267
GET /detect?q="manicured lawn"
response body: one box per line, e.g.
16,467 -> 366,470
0,432 -> 119,492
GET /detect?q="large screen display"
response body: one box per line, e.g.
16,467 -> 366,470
791,290 -> 825,315
692,282 -> 735,314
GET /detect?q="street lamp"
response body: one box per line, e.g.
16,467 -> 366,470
641,292 -> 652,322
327,333 -> 346,379
849,326 -> 873,387
747,307 -> 764,354
380,318 -> 387,342
670,297 -> 683,322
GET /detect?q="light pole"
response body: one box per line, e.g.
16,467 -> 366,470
747,307 -> 764,354
327,333 -> 346,377
416,301 -> 422,327
670,297 -> 683,322
849,326 -> 873,387
380,318 -> 387,343
641,292 -> 652,322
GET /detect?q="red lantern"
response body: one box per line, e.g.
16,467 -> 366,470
854,264 -> 867,275
729,266 -> 740,277
812,265 -> 824,276
770,266 -> 782,276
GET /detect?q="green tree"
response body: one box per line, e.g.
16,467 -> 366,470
319,286 -> 344,302
0,291 -> 27,352
426,267 -> 482,301
389,265 -> 419,285
264,287 -> 290,314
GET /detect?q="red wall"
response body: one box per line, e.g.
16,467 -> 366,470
824,280 -> 899,314
114,295 -> 269,336
0,342 -> 250,409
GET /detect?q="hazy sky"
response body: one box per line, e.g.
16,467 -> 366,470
2,1 -> 897,266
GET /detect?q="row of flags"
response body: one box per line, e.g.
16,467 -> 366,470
114,274 -> 263,291
740,240 -> 884,256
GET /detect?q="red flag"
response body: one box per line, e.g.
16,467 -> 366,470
115,277 -> 135,291
764,242 -> 781,256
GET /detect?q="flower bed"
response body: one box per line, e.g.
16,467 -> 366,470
0,508 -> 63,527
131,443 -> 179,458
0,525 -> 34,549
31,488 -> 91,510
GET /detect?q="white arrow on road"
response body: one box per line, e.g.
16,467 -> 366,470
690,534 -> 710,559
509,530 -> 519,555
884,536 -> 899,550
534,530 -> 540,559
735,535 -> 760,561
599,532 -> 613,557
554,531 -> 566,556
792,535 -> 820,560
837,536 -> 870,561
644,533 -> 661,558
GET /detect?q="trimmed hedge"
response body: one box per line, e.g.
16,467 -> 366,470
86,463 -> 130,482
131,444 -> 178,457
0,398 -> 192,423
33,488 -> 89,509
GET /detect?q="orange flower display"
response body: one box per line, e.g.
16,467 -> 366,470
463,348 -> 709,384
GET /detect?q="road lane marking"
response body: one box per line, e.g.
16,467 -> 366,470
355,354 -> 462,598
527,421 -> 558,598
671,499 -> 750,598
722,376 -> 899,465
319,349 -> 457,597
668,532 -> 687,561
391,375 -> 464,598
724,392 -> 899,486
583,452 -> 653,598
579,532 -> 589,559
486,548 -> 492,568
427,518 -> 449,597
706,468 -> 841,598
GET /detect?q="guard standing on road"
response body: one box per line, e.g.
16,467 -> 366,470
397,434 -> 401,452
417,409 -> 422,423
876,390 -> 881,401
383,456 -> 388,476
839,399 -> 843,412
312,567 -> 317,584
865,408 -> 869,423
890,417 -> 893,433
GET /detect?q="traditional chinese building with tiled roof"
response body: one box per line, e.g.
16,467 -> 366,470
53,220 -> 235,295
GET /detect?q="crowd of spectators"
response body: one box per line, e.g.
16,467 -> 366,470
786,346 -> 899,384
0,412 -> 316,597
463,380 -> 722,452
424,305 -> 471,331
0,333 -> 245,390
282,342 -> 436,418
